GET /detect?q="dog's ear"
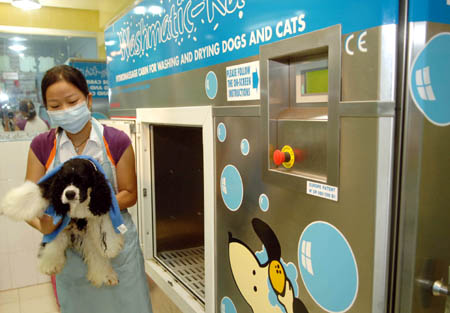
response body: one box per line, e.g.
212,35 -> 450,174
46,171 -> 70,216
252,218 -> 281,262
89,171 -> 112,216
38,175 -> 54,201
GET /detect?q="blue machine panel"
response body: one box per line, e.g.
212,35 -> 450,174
409,0 -> 450,24
105,0 -> 398,89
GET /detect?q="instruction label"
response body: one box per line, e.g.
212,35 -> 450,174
307,181 -> 338,201
226,61 -> 260,101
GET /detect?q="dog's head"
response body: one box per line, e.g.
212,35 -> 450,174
39,158 -> 112,218
228,218 -> 305,313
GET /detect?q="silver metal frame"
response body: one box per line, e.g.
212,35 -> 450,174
372,117 -> 395,313
260,24 -> 342,190
136,106 -> 215,313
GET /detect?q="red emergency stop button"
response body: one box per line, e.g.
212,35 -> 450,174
273,150 -> 284,165
273,145 -> 295,168
273,149 -> 291,166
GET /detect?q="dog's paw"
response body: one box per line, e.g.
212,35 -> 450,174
38,255 -> 66,275
87,268 -> 119,287
0,181 -> 48,221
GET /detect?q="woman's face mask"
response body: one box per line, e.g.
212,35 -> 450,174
47,101 -> 91,134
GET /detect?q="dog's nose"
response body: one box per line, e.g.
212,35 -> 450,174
65,190 -> 76,200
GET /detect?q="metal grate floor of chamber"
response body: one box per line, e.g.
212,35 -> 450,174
158,246 -> 205,301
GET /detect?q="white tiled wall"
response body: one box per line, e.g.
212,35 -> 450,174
0,140 -> 51,291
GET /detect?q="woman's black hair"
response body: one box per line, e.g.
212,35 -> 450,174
19,99 -> 36,120
41,65 -> 89,107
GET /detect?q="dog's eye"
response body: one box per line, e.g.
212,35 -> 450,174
252,270 -> 256,275
253,286 -> 257,292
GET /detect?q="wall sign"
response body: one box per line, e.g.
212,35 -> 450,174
226,61 -> 260,101
105,0 -> 398,89
307,181 -> 338,201
70,61 -> 109,99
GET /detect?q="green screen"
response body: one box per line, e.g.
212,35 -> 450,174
305,68 -> 328,94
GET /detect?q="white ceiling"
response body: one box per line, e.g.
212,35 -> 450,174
0,0 -> 104,11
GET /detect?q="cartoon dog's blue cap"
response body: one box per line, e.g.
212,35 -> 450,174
39,155 -> 127,244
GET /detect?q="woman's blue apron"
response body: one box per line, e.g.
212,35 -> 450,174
52,122 -> 153,313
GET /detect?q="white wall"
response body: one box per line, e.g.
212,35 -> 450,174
0,140 -> 50,291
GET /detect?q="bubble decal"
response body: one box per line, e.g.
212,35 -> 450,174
298,221 -> 358,312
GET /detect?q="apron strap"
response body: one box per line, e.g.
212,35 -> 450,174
45,136 -> 57,170
91,120 -> 113,166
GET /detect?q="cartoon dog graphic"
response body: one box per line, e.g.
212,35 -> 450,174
228,218 -> 308,313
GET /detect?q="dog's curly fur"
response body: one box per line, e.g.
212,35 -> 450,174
0,158 -> 124,287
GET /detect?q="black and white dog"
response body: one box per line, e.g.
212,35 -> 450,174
0,158 -> 124,287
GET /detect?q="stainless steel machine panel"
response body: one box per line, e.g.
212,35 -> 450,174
215,114 -> 394,313
394,21 -> 450,313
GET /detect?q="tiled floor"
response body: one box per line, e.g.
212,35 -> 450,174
0,283 -> 59,313
0,277 -> 182,313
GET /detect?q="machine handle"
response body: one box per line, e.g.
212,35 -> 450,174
432,280 -> 449,297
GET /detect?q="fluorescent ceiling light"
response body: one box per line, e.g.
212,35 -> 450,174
133,6 -> 146,15
10,36 -> 27,42
9,44 -> 27,52
11,0 -> 41,10
148,5 -> 163,15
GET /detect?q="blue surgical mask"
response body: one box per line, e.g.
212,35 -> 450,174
47,101 -> 91,134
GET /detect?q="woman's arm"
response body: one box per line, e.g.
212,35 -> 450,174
25,148 -> 60,234
115,144 -> 138,210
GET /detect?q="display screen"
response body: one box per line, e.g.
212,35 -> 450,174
304,68 -> 328,94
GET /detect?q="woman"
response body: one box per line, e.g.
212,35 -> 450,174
26,65 -> 153,313
17,99 -> 50,133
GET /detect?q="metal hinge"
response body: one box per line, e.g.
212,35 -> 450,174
143,188 -> 147,197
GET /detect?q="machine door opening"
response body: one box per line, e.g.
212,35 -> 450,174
152,125 -> 205,302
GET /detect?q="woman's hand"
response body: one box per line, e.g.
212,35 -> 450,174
27,215 -> 62,235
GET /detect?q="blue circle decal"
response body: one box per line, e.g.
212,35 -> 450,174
220,165 -> 243,211
259,194 -> 269,212
220,297 -> 237,313
298,222 -> 358,312
217,123 -> 227,142
240,138 -> 250,156
205,71 -> 218,100
410,33 -> 450,126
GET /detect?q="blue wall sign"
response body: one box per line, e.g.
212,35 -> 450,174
298,221 -> 358,313
409,33 -> 450,126
105,0 -> 398,89
69,61 -> 109,98
220,165 -> 243,211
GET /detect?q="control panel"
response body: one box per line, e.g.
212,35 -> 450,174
261,25 -> 341,187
